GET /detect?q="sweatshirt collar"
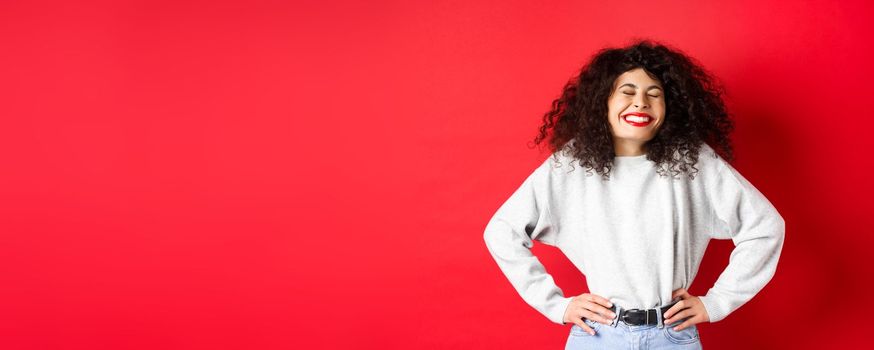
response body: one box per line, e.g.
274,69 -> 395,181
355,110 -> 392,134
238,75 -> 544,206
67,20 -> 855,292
614,153 -> 650,167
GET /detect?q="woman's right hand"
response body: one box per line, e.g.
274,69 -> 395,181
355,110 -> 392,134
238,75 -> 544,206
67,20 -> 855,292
562,293 -> 616,335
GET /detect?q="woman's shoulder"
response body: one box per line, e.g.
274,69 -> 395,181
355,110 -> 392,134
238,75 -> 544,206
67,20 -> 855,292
696,142 -> 720,165
691,142 -> 734,183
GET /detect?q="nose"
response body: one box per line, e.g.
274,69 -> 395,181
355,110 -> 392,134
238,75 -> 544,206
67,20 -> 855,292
633,94 -> 650,109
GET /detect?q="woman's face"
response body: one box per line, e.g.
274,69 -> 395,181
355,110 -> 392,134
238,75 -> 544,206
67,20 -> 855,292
606,68 -> 666,155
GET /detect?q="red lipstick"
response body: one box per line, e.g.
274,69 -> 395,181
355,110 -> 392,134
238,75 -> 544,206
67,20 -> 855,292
621,112 -> 653,127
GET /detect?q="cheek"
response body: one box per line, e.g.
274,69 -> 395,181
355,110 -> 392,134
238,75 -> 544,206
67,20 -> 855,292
607,100 -> 624,116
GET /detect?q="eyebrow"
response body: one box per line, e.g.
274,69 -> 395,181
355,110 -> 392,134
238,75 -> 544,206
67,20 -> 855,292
618,83 -> 663,91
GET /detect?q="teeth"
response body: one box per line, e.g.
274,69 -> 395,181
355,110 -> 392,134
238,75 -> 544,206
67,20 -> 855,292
624,115 -> 651,123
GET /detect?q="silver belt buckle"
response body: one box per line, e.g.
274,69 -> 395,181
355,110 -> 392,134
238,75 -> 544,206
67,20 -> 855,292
622,308 -> 653,325
623,308 -> 641,325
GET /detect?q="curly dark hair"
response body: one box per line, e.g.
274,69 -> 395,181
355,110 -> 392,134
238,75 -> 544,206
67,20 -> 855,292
530,39 -> 735,180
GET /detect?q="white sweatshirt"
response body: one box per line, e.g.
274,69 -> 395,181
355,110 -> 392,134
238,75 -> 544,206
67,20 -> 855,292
483,141 -> 785,325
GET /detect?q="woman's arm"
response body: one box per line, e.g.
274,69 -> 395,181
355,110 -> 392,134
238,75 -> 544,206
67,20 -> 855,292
699,159 -> 786,323
483,156 -> 573,325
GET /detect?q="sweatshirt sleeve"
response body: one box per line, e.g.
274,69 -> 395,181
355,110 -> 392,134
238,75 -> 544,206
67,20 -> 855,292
699,159 -> 786,323
482,156 -> 573,325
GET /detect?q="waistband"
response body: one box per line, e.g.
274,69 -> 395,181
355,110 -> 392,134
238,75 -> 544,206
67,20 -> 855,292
608,301 -> 678,328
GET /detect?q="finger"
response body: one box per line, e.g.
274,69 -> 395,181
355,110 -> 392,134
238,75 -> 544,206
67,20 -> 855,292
672,288 -> 687,299
672,318 -> 696,331
664,309 -> 692,324
581,309 -> 613,325
571,317 -> 585,329
583,300 -> 616,321
663,300 -> 686,319
587,294 -> 614,308
576,319 -> 596,335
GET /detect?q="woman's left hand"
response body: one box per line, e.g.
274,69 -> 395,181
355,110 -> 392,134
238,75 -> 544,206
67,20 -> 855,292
663,288 -> 710,331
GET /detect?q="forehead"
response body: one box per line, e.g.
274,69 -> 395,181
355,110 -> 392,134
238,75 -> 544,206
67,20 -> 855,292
614,68 -> 662,88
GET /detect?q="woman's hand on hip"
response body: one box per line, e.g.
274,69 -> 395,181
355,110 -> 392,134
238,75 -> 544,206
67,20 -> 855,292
663,288 -> 710,331
562,293 -> 616,335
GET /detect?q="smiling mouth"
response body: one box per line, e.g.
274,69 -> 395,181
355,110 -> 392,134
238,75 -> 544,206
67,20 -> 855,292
622,115 -> 652,127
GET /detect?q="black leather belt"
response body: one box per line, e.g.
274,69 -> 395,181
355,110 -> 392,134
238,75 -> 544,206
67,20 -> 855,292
613,301 -> 678,326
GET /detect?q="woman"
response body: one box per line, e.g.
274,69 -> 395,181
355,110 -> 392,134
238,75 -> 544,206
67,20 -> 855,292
482,39 -> 785,349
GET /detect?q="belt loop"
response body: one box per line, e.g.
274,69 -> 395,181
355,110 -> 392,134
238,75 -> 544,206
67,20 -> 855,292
656,305 -> 664,329
611,304 -> 622,328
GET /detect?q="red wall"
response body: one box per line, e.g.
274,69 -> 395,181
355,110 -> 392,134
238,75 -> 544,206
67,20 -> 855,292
2,0 -> 872,348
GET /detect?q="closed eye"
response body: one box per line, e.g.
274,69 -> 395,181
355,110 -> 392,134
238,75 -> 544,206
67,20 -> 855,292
624,92 -> 662,98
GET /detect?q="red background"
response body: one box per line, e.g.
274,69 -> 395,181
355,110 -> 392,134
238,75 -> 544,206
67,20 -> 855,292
2,0 -> 872,348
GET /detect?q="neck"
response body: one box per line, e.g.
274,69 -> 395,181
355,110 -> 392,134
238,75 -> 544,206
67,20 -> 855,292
613,140 -> 647,156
